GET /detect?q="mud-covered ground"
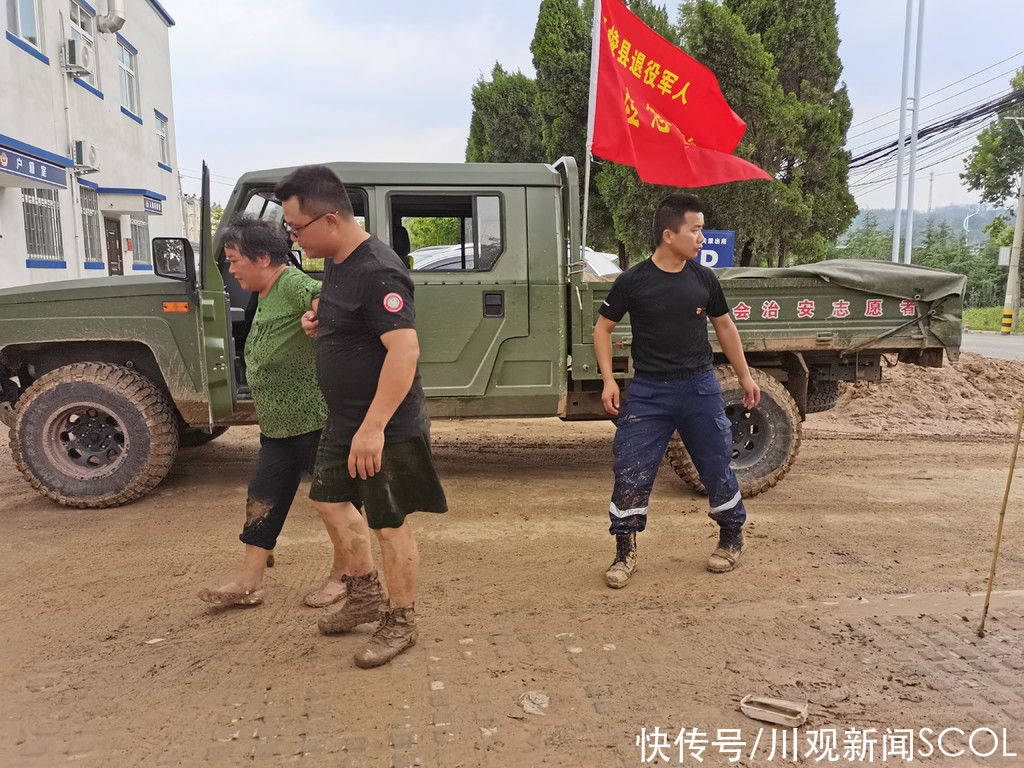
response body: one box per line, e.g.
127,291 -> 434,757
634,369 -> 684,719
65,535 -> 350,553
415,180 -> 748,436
2,357 -> 1024,766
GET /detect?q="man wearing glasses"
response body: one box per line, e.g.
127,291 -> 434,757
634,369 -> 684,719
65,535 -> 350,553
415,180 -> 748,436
276,165 -> 447,669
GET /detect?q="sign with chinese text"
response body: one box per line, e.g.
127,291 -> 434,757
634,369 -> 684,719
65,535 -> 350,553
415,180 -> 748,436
729,296 -> 918,321
700,229 -> 734,267
144,197 -> 163,214
0,146 -> 67,189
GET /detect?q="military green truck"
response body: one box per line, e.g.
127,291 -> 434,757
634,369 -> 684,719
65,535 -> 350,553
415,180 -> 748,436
0,160 -> 965,508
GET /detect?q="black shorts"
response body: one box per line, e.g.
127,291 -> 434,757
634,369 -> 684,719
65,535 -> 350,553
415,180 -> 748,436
308,433 -> 447,529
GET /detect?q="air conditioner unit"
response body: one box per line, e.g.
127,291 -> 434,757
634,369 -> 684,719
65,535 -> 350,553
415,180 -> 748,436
73,140 -> 99,172
65,39 -> 94,76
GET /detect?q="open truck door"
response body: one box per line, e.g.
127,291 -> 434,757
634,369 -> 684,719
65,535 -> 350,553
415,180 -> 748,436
197,162 -> 234,425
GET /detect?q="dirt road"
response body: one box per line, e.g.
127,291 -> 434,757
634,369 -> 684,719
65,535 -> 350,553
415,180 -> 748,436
2,415 -> 1023,766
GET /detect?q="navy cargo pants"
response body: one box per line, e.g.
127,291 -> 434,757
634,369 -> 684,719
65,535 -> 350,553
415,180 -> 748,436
609,369 -> 746,535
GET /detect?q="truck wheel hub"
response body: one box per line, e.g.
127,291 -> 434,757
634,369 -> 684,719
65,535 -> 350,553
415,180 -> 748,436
45,405 -> 127,475
726,403 -> 770,470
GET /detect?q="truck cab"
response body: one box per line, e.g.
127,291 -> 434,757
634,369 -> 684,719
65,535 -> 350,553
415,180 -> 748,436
213,157 -> 617,424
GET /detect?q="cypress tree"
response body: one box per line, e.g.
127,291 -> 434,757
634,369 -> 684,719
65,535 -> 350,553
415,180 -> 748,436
466,64 -> 545,163
724,0 -> 858,264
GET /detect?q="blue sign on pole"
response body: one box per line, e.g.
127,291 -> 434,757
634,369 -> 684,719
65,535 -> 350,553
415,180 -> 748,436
699,229 -> 735,268
0,146 -> 67,188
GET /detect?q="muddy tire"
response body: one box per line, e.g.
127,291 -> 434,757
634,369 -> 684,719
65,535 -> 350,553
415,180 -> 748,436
178,425 -> 229,447
806,377 -> 840,414
10,363 -> 179,508
666,366 -> 801,498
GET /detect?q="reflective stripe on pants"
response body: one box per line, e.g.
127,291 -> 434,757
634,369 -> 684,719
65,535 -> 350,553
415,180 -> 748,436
608,371 -> 746,535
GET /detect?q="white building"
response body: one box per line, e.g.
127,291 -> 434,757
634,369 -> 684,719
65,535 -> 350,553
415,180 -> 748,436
0,0 -> 183,289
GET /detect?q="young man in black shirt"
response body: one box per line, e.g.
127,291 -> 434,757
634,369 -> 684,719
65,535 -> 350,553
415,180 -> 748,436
277,165 -> 447,668
593,194 -> 760,588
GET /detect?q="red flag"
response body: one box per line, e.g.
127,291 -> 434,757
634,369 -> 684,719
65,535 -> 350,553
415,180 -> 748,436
590,0 -> 771,187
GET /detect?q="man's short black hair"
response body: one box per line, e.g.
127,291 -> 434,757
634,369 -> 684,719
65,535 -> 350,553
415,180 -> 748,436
221,216 -> 291,265
273,164 -> 354,219
652,193 -> 704,248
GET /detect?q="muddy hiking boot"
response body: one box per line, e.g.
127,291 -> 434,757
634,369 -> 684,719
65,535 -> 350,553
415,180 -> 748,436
605,532 -> 638,588
317,571 -> 387,635
354,604 -> 418,669
707,526 -> 744,573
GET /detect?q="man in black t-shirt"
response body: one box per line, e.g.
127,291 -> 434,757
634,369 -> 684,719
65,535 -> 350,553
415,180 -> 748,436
277,165 -> 447,669
594,194 -> 761,588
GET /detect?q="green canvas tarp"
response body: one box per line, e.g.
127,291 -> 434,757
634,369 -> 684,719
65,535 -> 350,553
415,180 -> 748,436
718,259 -> 967,303
718,259 -> 967,349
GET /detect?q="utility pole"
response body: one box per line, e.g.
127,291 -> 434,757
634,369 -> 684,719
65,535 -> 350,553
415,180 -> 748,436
928,171 -> 934,214
1002,117 -> 1024,335
891,0 -> 915,263
902,0 -> 926,265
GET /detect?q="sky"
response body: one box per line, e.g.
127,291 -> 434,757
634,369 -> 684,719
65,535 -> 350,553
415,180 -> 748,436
166,0 -> 1024,214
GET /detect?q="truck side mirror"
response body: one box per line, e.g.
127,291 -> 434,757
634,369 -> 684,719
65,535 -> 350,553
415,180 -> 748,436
152,238 -> 197,283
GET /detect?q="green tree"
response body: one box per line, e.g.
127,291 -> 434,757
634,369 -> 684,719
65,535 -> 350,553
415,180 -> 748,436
404,217 -> 463,251
983,215 -> 1015,249
466,64 -> 545,163
963,72 -> 1024,206
531,0 -> 591,164
677,0 -> 805,267
723,0 -> 858,264
971,217 -> 1014,307
530,0 -> 624,257
914,219 -> 1004,307
210,203 -> 224,238
830,211 -> 891,260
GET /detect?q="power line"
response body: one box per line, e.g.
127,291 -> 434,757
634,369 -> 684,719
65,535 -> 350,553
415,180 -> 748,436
850,136 -> 982,196
846,72 -> 1020,149
847,49 -> 1024,131
179,167 -> 238,183
179,173 -> 236,190
849,111 -> 994,180
849,89 -> 1024,169
850,134 -> 987,193
848,105 -> 1002,193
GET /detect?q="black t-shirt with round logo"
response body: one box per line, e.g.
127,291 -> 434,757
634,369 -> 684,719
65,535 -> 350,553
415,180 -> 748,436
316,236 -> 429,443
598,258 -> 729,376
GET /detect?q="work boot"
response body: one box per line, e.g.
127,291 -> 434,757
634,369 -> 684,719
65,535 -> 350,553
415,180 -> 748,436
707,526 -> 744,573
354,604 -> 418,668
317,571 -> 387,635
604,532 -> 638,588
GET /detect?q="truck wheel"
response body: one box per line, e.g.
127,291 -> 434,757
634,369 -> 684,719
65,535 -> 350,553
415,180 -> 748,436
179,425 -> 229,447
666,366 -> 801,498
806,378 -> 840,414
10,363 -> 179,508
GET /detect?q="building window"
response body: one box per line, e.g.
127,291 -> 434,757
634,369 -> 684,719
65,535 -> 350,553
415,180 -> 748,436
130,215 -> 150,266
80,187 -> 102,264
68,1 -> 96,86
22,187 -> 64,262
156,115 -> 169,165
117,40 -> 138,114
6,0 -> 39,47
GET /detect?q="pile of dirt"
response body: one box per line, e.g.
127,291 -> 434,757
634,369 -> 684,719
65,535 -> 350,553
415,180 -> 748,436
808,352 -> 1024,437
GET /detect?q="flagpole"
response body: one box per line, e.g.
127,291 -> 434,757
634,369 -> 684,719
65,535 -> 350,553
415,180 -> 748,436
581,0 -> 602,262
